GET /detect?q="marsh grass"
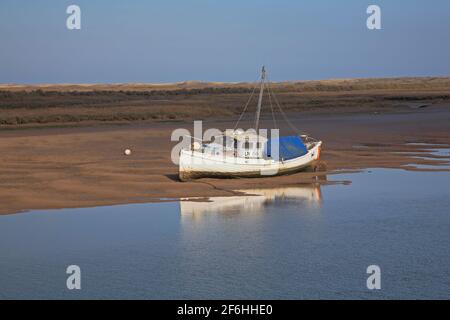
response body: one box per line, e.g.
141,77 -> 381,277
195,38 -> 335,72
1,77 -> 449,128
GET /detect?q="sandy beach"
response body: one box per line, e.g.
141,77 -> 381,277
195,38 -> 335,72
1,99 -> 450,214
1,78 -> 450,214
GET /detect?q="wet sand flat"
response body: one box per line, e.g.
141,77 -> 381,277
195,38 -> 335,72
1,105 -> 450,214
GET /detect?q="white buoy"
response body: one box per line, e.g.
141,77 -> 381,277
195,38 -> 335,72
124,149 -> 131,156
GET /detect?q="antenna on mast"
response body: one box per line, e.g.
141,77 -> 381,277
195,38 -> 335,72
254,66 -> 266,132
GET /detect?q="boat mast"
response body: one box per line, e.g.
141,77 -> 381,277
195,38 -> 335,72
254,66 -> 266,132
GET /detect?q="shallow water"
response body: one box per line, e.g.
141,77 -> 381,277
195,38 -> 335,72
401,144 -> 450,170
406,163 -> 450,170
0,169 -> 449,299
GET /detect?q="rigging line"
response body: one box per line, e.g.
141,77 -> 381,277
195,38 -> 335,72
233,79 -> 259,131
270,81 -> 300,132
266,77 -> 311,136
266,79 -> 301,134
266,81 -> 277,130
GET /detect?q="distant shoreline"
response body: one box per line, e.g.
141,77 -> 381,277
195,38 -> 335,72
1,76 -> 450,92
1,77 -> 449,129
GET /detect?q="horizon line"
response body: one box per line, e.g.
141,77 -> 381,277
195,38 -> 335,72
1,75 -> 450,87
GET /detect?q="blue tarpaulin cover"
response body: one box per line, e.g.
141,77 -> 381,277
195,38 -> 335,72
264,136 -> 308,160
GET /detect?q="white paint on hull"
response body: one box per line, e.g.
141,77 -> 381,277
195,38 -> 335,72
179,142 -> 322,181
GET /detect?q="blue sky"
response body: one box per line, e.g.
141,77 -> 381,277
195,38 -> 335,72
1,0 -> 449,83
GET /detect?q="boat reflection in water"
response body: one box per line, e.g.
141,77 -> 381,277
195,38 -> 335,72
179,184 -> 322,217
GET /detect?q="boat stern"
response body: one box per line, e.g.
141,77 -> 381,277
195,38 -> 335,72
315,141 -> 322,161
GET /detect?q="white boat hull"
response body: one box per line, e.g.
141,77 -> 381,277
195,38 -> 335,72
179,142 -> 322,181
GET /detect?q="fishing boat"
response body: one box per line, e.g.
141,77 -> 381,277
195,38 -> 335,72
179,67 -> 322,181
